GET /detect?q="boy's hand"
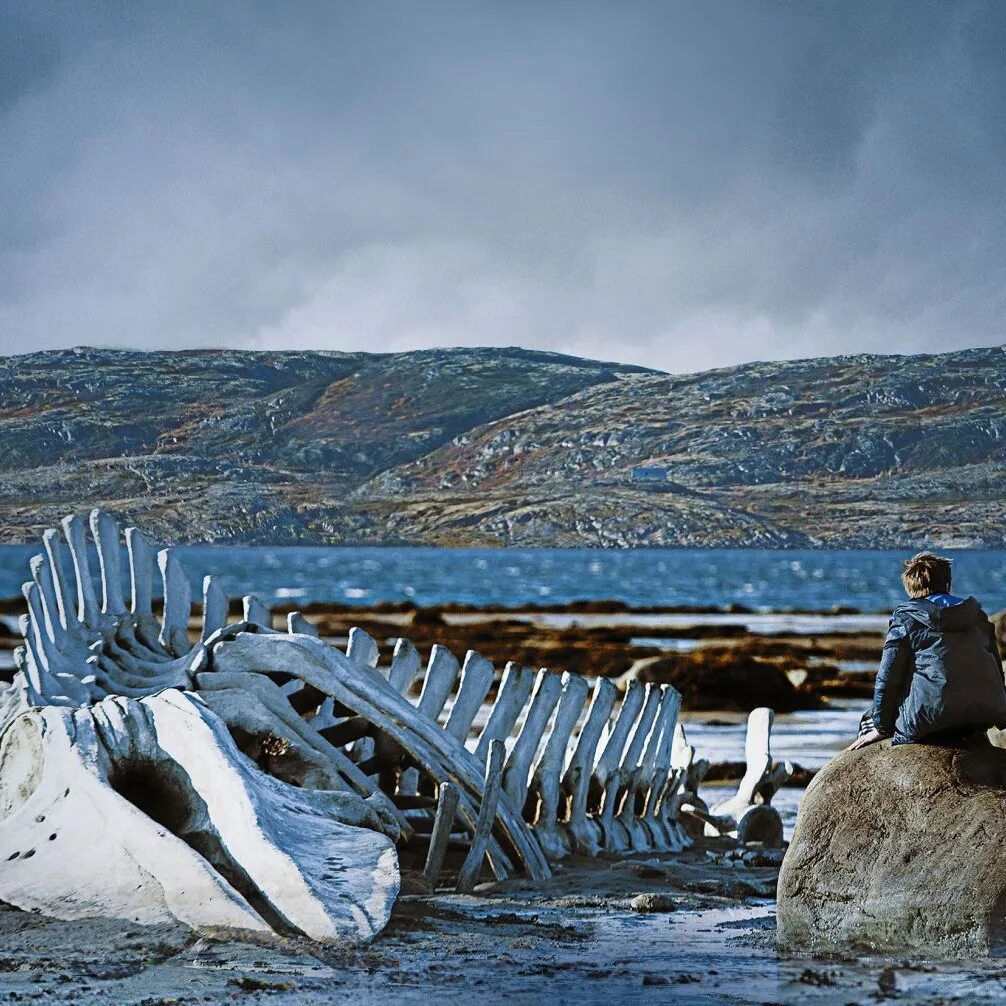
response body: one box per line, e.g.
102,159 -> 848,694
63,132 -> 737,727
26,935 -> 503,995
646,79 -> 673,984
848,728 -> 884,751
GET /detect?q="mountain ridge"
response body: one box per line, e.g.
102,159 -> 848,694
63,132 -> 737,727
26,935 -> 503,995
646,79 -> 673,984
0,344 -> 1003,548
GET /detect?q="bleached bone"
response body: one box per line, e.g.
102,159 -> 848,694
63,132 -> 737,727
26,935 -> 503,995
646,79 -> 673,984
590,679 -> 645,830
704,707 -> 789,846
725,707 -> 772,810
287,611 -> 319,637
0,691 -> 398,941
125,527 -> 153,616
605,683 -> 663,852
502,669 -> 563,811
210,631 -> 547,880
18,613 -> 70,705
29,556 -> 66,651
21,585 -> 57,675
681,802 -> 736,836
42,529 -> 77,635
422,782 -> 460,889
343,643 -> 388,760
456,740 -> 505,893
596,682 -> 656,852
242,594 -> 272,629
62,514 -> 102,630
658,723 -> 703,849
0,514 -> 410,944
561,676 -> 617,855
417,644 -> 461,720
638,689 -> 683,850
473,661 -> 534,764
192,669 -> 403,834
387,637 -> 422,693
647,769 -> 686,853
157,549 -> 192,655
202,576 -> 229,640
444,651 -> 495,744
707,707 -> 772,827
528,672 -> 589,859
615,684 -> 680,849
347,627 -> 380,668
90,509 -> 126,615
397,644 -> 463,795
1,506 -> 730,944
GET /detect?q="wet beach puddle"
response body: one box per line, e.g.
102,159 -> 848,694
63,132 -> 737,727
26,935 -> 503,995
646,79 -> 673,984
369,895 -> 1006,1004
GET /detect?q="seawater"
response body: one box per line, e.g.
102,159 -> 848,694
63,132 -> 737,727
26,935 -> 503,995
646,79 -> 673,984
0,545 -> 1004,612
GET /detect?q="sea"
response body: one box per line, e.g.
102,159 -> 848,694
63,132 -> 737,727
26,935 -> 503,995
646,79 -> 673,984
1,544 -> 1004,613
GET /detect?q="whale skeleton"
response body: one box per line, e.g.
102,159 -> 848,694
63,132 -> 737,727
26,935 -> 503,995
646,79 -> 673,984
0,509 -> 782,943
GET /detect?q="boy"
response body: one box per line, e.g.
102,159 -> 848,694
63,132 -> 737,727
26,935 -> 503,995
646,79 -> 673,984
850,551 -> 1006,750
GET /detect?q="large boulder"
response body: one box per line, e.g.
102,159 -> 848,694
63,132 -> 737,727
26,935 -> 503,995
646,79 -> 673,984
630,645 -> 824,712
778,738 -> 1006,957
993,610 -> 1006,654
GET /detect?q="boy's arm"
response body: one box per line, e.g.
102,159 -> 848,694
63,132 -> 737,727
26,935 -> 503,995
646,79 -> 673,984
870,619 -> 912,737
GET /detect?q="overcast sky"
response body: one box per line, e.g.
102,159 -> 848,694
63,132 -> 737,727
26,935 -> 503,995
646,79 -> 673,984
2,2 -> 1005,373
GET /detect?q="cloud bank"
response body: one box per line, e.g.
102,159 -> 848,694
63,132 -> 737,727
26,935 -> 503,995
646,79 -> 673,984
2,1 -> 1005,372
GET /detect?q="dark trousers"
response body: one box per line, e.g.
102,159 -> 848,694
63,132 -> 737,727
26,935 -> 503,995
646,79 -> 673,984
859,710 -> 986,746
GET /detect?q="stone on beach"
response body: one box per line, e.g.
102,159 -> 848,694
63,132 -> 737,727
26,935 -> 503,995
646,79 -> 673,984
626,645 -> 824,713
778,739 -> 1006,956
629,892 -> 678,912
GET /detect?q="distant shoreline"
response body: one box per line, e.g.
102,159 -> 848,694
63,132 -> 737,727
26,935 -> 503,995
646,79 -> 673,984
0,595 -> 891,618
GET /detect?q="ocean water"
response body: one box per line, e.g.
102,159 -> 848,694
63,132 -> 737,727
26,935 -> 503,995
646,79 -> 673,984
0,544 -> 1004,612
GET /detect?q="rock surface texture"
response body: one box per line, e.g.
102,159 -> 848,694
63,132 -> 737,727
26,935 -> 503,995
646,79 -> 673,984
778,739 -> 1006,956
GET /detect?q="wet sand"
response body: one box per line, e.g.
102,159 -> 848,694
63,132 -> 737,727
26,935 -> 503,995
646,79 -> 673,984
4,845 -> 1006,1005
0,600 -> 907,1003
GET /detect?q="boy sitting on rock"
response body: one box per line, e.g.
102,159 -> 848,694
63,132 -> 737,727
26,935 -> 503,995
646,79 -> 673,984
851,551 -> 1006,750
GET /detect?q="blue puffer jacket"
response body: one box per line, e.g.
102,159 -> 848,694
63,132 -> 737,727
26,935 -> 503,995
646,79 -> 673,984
871,594 -> 1006,745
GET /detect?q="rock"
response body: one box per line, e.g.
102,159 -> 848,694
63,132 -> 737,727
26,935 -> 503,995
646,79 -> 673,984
628,647 -> 823,712
736,804 -> 784,848
778,739 -> 1006,956
629,893 -> 678,913
797,968 -> 836,986
992,610 -> 1006,655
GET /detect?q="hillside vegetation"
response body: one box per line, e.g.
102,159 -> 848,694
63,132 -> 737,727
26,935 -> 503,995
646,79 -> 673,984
0,344 -> 1003,547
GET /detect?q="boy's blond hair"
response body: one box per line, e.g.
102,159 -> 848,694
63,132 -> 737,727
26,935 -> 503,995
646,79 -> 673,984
901,551 -> 953,599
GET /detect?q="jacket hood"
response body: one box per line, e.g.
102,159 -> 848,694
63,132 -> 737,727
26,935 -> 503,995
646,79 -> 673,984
897,595 -> 984,632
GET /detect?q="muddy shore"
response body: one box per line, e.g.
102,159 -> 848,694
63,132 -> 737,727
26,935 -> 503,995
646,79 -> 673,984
2,844 -> 1003,1005
6,600 -> 985,1003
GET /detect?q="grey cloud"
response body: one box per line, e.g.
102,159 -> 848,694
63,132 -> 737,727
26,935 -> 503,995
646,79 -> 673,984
1,0 -> 1004,373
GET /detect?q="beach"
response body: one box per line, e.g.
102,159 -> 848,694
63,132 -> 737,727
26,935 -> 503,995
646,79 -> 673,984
1,583 -> 1003,1003
3,843 -> 1006,1004
0,595 -> 877,1003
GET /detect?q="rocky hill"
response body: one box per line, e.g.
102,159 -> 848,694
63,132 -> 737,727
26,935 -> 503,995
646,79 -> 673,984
0,344 -> 1003,548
